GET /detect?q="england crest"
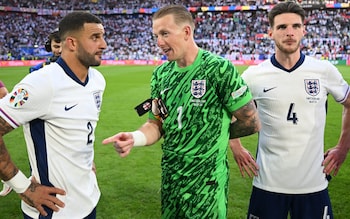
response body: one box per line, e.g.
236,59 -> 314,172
191,80 -> 206,98
93,91 -> 102,110
304,79 -> 320,96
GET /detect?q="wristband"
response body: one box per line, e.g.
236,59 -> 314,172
131,130 -> 147,147
5,170 -> 31,194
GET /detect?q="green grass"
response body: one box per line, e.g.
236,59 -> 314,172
0,64 -> 349,218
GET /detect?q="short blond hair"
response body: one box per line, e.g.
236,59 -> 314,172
153,5 -> 195,31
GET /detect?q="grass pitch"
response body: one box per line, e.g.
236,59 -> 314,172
0,64 -> 349,218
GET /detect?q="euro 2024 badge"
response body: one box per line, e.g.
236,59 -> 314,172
10,88 -> 29,107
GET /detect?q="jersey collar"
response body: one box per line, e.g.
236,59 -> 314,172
270,52 -> 305,73
56,57 -> 89,86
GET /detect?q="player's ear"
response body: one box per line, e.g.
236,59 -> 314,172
302,26 -> 307,36
268,28 -> 273,38
183,25 -> 192,40
66,37 -> 77,50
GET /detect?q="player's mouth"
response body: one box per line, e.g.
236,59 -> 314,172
284,39 -> 296,44
163,48 -> 171,55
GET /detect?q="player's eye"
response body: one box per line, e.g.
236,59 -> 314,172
293,24 -> 302,29
91,34 -> 103,41
276,25 -> 287,30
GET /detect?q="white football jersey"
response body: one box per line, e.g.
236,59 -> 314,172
242,54 -> 349,194
0,58 -> 105,218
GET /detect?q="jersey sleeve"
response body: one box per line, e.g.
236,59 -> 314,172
148,64 -> 165,121
325,61 -> 350,103
0,71 -> 53,128
215,59 -> 252,112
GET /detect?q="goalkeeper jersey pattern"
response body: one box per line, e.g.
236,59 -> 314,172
150,49 -> 252,218
0,58 -> 105,218
242,54 -> 350,194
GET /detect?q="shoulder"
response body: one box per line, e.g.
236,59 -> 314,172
88,68 -> 106,89
303,56 -> 338,72
304,56 -> 334,67
241,60 -> 273,84
243,59 -> 271,74
32,63 -> 62,78
89,68 -> 105,80
153,61 -> 175,75
201,50 -> 229,65
200,50 -> 235,77
11,68 -> 56,103
22,63 -> 70,92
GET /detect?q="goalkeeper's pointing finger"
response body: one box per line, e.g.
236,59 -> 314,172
102,132 -> 132,145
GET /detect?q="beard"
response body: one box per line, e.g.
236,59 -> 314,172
76,44 -> 101,68
274,40 -> 301,54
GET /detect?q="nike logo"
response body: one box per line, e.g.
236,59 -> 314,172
64,104 -> 78,111
263,87 -> 277,92
160,88 -> 170,95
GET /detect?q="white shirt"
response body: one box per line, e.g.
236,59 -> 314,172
0,58 -> 105,218
242,54 -> 349,194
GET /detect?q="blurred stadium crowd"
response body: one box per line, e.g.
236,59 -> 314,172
0,0 -> 349,61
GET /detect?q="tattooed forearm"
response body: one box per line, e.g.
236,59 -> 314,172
0,117 -> 17,180
0,117 -> 14,135
230,100 -> 260,139
0,162 -> 18,181
230,115 -> 259,138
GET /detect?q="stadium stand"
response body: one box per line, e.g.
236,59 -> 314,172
0,0 -> 348,61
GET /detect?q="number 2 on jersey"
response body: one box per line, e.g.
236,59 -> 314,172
87,122 -> 93,144
287,103 -> 298,124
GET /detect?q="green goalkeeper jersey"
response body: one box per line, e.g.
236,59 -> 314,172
149,49 -> 252,218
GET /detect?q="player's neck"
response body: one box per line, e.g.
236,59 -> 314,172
61,55 -> 89,83
176,44 -> 199,68
274,50 -> 301,70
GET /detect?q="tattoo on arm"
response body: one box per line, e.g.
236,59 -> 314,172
230,100 -> 260,139
0,117 -> 17,180
0,117 -> 14,135
147,119 -> 164,136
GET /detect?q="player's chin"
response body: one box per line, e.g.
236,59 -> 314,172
91,59 -> 102,66
95,55 -> 103,62
166,54 -> 175,61
281,46 -> 299,54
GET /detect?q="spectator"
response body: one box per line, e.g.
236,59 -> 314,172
29,29 -> 61,73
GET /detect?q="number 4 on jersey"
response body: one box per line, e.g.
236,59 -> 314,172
287,103 -> 298,124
